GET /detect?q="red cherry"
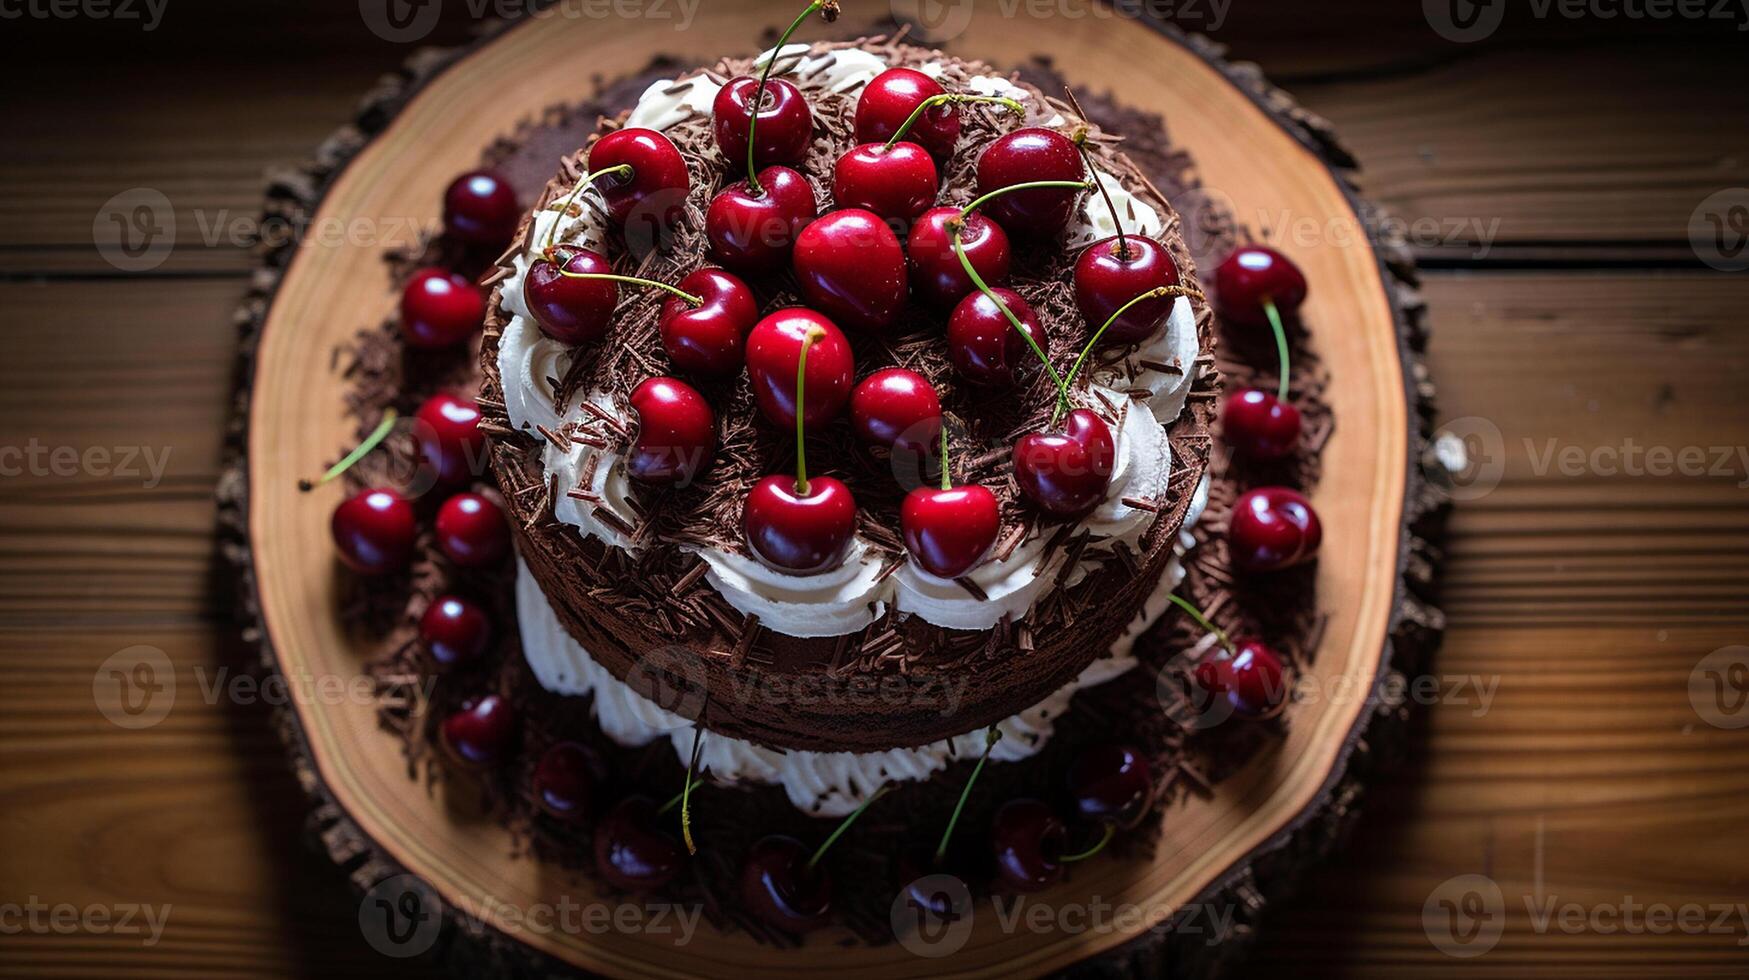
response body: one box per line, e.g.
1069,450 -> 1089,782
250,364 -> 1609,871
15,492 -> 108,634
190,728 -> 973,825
594,796 -> 686,891
1214,244 -> 1308,327
331,489 -> 416,575
440,693 -> 517,768
414,393 -> 486,487
1195,638 -> 1289,719
1068,744 -> 1153,829
435,492 -> 510,567
1073,236 -> 1181,345
946,286 -> 1045,387
744,309 -> 854,431
713,76 -> 813,171
902,484 -> 999,579
792,208 -> 908,333
975,128 -> 1085,237
855,68 -> 959,158
627,376 -> 716,487
523,247 -> 617,345
741,835 -> 833,933
658,267 -> 759,377
832,142 -> 939,223
850,368 -> 941,455
907,207 -> 1011,309
1228,486 -> 1322,572
419,595 -> 493,669
705,167 -> 817,276
744,475 -> 856,574
531,741 -> 597,820
1222,388 -> 1302,459
442,170 -> 520,247
992,799 -> 1066,892
584,127 -> 690,235
1012,409 -> 1116,517
400,268 -> 485,349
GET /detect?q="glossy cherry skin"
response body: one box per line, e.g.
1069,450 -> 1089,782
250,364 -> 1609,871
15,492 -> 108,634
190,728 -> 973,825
331,489 -> 416,575
1074,236 -> 1182,345
1068,744 -> 1153,830
594,796 -> 686,891
627,376 -> 716,487
442,170 -> 520,247
440,694 -> 517,768
832,142 -> 939,224
902,484 -> 1000,579
713,76 -> 813,171
854,67 -> 959,158
658,267 -> 759,377
531,741 -> 597,821
419,595 -> 493,669
1012,409 -> 1117,518
401,268 -> 485,349
946,287 -> 1045,387
435,492 -> 510,567
705,167 -> 817,276
992,799 -> 1067,892
975,128 -> 1085,237
743,309 -> 854,432
744,475 -> 857,574
415,393 -> 486,487
523,247 -> 617,345
741,835 -> 833,933
1195,638 -> 1289,719
585,127 -> 690,233
1222,388 -> 1302,459
792,208 -> 908,333
850,368 -> 941,455
1228,486 -> 1322,572
1214,244 -> 1308,327
907,207 -> 1011,309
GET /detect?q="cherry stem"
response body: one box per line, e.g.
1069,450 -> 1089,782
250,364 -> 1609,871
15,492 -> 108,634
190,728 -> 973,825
935,727 -> 1003,865
744,0 -> 834,196
1262,297 -> 1291,402
938,426 -> 951,492
793,326 -> 824,496
1054,284 -> 1206,426
656,777 -> 706,816
1063,88 -> 1127,258
882,93 -> 1026,151
1059,823 -> 1115,863
542,163 -> 635,254
680,723 -> 705,854
553,269 -> 703,307
951,226 -> 1069,419
955,179 -> 1091,226
806,784 -> 890,872
319,408 -> 397,484
1166,593 -> 1233,655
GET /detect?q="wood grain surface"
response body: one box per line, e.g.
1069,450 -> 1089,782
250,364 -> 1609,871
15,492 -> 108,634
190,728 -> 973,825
2,1 -> 1747,977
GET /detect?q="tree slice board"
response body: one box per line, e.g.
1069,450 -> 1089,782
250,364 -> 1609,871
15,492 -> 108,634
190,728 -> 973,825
219,3 -> 1447,975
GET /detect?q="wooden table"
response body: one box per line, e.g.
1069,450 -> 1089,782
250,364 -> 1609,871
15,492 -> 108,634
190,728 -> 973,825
2,2 -> 1746,976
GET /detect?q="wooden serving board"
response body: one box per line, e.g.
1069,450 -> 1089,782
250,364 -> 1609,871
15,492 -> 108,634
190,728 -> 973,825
223,2 -> 1446,975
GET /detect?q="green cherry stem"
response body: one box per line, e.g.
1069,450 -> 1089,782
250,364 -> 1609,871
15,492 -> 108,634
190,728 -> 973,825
881,93 -> 1026,151
1262,297 -> 1291,402
680,723 -> 706,854
319,408 -> 398,484
743,0 -> 839,196
935,727 -> 1003,865
656,777 -> 706,816
542,163 -> 635,255
793,326 -> 824,496
951,226 -> 1069,418
806,784 -> 891,872
1166,593 -> 1234,655
954,179 -> 1090,226
554,268 -> 704,307
1059,823 -> 1116,863
1053,283 -> 1207,426
938,426 -> 952,491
